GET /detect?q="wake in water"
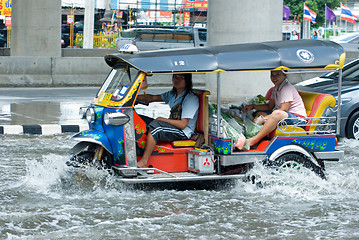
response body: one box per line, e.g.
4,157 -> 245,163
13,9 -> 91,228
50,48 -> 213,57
234,138 -> 359,202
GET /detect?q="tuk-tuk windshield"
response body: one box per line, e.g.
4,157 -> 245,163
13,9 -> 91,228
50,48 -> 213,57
97,65 -> 140,101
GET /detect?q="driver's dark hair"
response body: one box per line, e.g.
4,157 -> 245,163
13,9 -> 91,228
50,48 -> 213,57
171,73 -> 193,94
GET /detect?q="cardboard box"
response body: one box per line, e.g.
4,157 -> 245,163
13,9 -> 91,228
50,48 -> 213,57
188,149 -> 215,174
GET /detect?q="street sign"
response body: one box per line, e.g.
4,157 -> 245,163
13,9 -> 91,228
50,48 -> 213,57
67,14 -> 74,24
5,16 -> 10,26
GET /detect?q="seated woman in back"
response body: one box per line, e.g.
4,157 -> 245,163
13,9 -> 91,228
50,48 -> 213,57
241,70 -> 307,148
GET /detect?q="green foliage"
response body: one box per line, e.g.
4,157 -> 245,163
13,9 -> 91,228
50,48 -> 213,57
283,0 -> 340,27
323,28 -> 351,39
75,37 -> 83,48
252,94 -> 266,105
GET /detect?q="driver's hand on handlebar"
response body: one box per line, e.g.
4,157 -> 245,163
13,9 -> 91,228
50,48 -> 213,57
243,104 -> 254,113
137,94 -> 149,102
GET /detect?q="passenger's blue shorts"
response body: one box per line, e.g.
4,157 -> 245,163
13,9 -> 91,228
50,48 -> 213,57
256,110 -> 304,125
284,111 -> 304,125
148,120 -> 188,143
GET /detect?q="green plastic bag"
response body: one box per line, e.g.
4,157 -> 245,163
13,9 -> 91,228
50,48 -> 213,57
243,115 -> 263,138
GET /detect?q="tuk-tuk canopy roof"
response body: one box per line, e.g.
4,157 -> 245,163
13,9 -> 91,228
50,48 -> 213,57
105,40 -> 345,74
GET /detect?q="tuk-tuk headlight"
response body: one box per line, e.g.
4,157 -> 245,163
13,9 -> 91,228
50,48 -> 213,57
86,107 -> 96,124
104,112 -> 130,126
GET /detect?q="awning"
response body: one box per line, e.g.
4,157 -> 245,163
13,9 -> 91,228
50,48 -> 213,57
105,39 -> 345,74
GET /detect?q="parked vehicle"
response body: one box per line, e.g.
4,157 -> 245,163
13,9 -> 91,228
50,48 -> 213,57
116,26 -> 206,51
67,40 -> 345,190
0,36 -> 6,48
0,29 -> 7,48
330,32 -> 359,52
61,34 -> 66,48
296,57 -> 359,140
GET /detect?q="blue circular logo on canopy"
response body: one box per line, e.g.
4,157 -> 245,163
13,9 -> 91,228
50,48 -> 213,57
296,49 -> 314,63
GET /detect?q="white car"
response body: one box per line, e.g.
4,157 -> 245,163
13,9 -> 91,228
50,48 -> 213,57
330,33 -> 359,52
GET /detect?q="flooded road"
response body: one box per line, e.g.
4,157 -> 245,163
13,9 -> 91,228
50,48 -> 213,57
1,134 -> 358,239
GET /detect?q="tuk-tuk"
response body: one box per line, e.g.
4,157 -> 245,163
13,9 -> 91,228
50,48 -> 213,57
68,39 -> 345,190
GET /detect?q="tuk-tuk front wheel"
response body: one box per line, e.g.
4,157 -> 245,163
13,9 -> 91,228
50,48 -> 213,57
67,149 -> 112,170
268,152 -> 326,180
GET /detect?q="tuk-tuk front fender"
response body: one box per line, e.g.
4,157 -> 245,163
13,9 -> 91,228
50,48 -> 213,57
70,129 -> 113,155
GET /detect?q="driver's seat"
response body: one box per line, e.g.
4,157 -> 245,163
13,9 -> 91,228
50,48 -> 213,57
171,89 -> 210,148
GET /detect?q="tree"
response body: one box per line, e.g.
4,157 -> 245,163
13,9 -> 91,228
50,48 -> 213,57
283,0 -> 340,27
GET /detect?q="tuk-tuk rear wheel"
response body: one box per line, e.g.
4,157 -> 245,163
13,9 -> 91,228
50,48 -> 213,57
269,152 -> 326,180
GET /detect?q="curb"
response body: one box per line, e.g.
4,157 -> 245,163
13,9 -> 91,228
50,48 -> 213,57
0,124 -> 89,135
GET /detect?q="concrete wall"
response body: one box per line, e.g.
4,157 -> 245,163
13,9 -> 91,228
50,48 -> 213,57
0,57 -> 110,86
61,48 -> 117,57
0,55 -> 206,87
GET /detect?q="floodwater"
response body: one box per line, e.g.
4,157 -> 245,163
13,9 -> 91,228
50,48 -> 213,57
1,134 -> 359,240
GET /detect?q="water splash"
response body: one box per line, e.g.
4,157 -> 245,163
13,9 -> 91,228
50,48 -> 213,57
3,135 -> 359,239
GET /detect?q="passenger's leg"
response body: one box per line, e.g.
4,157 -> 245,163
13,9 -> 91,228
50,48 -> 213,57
253,112 -> 269,124
137,120 -> 187,168
254,111 -> 269,118
247,110 -> 288,146
137,132 -> 156,168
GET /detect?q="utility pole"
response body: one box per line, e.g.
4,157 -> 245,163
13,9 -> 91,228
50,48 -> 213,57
155,0 -> 158,26
83,0 -> 95,48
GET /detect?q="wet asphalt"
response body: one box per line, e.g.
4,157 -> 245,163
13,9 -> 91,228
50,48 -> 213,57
0,87 -> 170,126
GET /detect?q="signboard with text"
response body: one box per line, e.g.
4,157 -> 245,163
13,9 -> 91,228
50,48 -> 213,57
183,12 -> 190,26
0,0 -> 11,16
183,0 -> 208,10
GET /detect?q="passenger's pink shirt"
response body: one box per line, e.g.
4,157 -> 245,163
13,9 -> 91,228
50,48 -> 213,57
270,79 -> 307,117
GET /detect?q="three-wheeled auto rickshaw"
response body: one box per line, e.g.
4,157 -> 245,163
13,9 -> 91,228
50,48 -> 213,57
68,39 -> 345,190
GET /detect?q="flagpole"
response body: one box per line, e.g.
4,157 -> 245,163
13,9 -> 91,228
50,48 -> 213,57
334,19 -> 336,36
338,2 -> 343,35
325,4 -> 327,39
325,20 -> 327,39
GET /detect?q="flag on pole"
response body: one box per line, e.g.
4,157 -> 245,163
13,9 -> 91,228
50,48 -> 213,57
341,3 -> 357,24
303,4 -> 317,23
283,5 -> 290,20
325,6 -> 336,22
